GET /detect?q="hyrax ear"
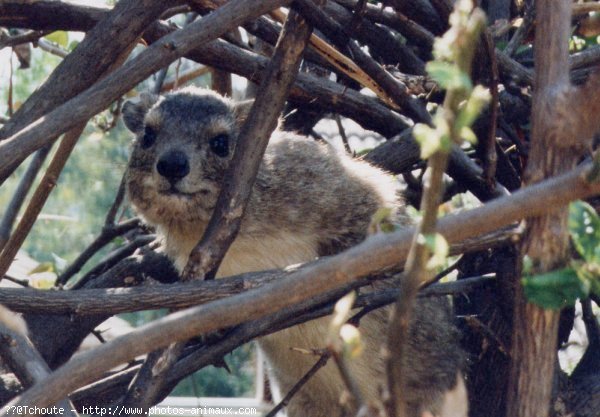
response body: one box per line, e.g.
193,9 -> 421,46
122,92 -> 159,134
232,99 -> 254,129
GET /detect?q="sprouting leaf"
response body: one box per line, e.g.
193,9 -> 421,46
45,31 -> 69,47
573,260 -> 600,297
522,267 -> 588,310
328,292 -> 356,351
28,262 -> 55,275
340,324 -> 363,358
414,117 -> 451,159
421,233 -> 449,270
51,252 -> 68,273
456,85 -> 491,132
329,292 -> 355,334
369,207 -> 396,234
569,200 -> 600,263
413,123 -> 439,159
426,61 -> 472,91
30,273 -> 57,289
460,126 -> 477,144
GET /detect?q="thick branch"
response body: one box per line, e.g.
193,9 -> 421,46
0,228 -> 514,316
183,7 -> 314,280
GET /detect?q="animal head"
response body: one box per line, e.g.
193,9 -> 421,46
123,87 -> 251,228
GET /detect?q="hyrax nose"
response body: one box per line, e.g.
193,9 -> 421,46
156,150 -> 190,182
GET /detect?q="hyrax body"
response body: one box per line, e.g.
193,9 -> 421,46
124,87 -> 467,417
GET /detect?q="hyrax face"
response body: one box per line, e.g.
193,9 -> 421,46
123,88 -> 243,227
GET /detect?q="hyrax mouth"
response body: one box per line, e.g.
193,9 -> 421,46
157,184 -> 213,198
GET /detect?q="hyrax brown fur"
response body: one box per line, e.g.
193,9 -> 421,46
123,87 -> 468,417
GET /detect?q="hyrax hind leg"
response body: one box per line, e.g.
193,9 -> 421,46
259,297 -> 467,417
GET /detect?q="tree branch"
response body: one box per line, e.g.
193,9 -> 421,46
182,5 -> 314,280
0,146 -> 52,251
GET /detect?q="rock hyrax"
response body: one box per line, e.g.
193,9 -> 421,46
123,87 -> 467,417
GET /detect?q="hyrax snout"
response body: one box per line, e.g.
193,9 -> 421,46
123,87 -> 468,417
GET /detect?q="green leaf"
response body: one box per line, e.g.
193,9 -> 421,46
45,31 -> 69,47
522,267 -> 588,310
413,123 -> 440,159
573,260 -> 600,297
568,200 -> 600,263
426,61 -> 472,91
455,85 -> 491,131
460,126 -> 477,144
369,207 -> 396,234
28,262 -> 55,275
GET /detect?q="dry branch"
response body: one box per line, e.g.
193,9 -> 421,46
0,229 -> 512,316
0,146 -> 51,251
63,274 -> 493,409
183,7 -> 315,280
56,218 -> 141,286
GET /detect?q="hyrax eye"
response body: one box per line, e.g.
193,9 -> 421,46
209,134 -> 229,157
141,126 -> 157,149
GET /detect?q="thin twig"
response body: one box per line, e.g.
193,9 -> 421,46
37,38 -> 68,58
0,30 -> 52,49
482,29 -> 499,189
265,353 -> 331,417
331,350 -> 364,413
152,67 -> 169,95
57,218 -> 142,286
334,115 -> 352,154
104,174 -> 127,226
504,1 -> 534,57
160,66 -> 210,92
70,235 -> 155,290
292,0 -> 431,123
0,145 -> 52,251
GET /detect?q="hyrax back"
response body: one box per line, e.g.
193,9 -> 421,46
124,87 -> 467,417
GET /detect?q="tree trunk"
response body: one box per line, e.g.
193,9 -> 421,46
506,1 -> 586,416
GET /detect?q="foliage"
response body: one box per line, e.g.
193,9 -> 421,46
523,200 -> 600,309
